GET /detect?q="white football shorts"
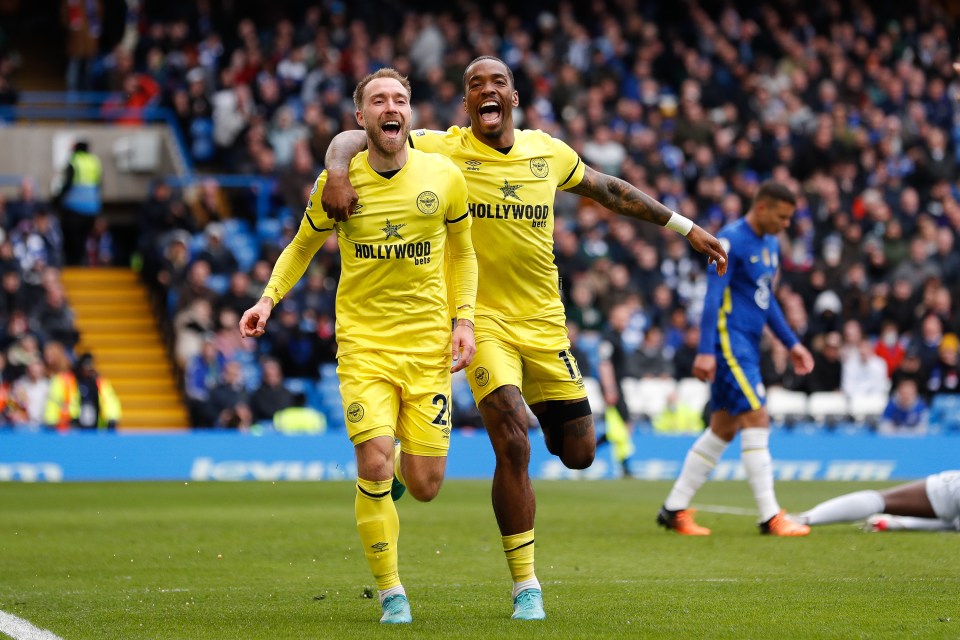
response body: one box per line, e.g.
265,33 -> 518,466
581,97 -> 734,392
926,470 -> 960,529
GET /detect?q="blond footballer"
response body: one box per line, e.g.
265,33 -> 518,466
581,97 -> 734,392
240,68 -> 477,625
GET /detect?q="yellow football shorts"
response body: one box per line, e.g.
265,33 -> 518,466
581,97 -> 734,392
338,350 -> 452,456
466,315 -> 586,406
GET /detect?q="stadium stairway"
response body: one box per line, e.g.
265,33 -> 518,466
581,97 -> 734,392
62,268 -> 190,430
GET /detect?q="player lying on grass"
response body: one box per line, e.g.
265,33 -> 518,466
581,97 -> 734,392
793,471 -> 960,532
240,68 -> 477,625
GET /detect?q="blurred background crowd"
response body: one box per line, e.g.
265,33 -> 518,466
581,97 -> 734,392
0,0 -> 959,433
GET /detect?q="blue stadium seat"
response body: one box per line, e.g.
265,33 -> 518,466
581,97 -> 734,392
256,217 -> 283,243
222,218 -> 251,236
929,394 -> 960,432
319,362 -> 338,381
206,273 -> 229,295
284,377 -> 310,394
242,363 -> 262,390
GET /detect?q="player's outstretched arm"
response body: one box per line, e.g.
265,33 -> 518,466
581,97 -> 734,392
239,297 -> 275,338
568,166 -> 727,275
321,130 -> 368,222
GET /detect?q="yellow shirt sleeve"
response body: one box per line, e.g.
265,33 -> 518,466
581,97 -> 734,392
552,135 -> 587,191
262,174 -> 335,304
442,164 -> 476,323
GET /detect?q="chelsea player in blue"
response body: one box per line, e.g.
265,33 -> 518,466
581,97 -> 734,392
658,181 -> 815,536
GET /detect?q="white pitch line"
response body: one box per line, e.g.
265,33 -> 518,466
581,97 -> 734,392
0,610 -> 64,640
692,503 -> 759,516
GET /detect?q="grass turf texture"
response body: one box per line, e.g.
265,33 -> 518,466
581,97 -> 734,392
1,480 -> 957,639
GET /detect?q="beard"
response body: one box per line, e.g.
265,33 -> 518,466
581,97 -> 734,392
364,120 -> 411,157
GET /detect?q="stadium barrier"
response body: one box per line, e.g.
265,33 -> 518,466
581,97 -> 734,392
0,430 -> 953,482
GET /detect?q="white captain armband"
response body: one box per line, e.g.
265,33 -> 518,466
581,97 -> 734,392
665,212 -> 694,236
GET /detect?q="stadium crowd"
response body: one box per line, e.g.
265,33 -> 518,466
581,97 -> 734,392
4,0 -> 960,432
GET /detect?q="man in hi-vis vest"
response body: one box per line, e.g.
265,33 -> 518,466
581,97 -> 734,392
53,139 -> 102,265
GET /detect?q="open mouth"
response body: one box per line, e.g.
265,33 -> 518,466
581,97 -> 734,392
478,100 -> 502,124
381,120 -> 402,138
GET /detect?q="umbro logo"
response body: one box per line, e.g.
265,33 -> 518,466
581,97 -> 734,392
465,160 -> 482,172
354,203 -> 364,213
371,541 -> 389,553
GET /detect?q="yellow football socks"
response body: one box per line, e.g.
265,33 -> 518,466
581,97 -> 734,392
355,477 -> 401,591
502,529 -> 536,583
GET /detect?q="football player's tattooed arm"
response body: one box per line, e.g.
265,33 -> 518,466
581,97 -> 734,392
567,165 -> 674,224
321,130 -> 367,222
568,166 -> 728,274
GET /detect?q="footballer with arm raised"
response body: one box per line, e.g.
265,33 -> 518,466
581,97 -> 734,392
320,56 -> 727,621
240,68 -> 477,625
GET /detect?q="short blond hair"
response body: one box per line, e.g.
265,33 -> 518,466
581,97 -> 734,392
352,68 -> 412,111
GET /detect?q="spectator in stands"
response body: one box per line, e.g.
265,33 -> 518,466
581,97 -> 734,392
174,297 -> 216,367
268,105 -> 308,168
842,339 -> 890,400
892,238 -> 941,291
0,267 -> 28,322
188,179 -> 230,228
874,321 -> 906,378
631,325 -> 674,379
83,216 -> 113,266
916,314 -> 945,373
101,72 -> 161,125
672,324 -> 700,381
878,379 -> 928,436
184,336 -> 226,427
174,259 -> 215,314
9,357 -> 50,428
31,285 -> 79,349
8,178 -> 42,228
212,307 -> 253,361
926,333 -> 960,397
155,232 -> 192,293
272,392 -> 326,434
0,351 -> 10,426
195,222 -> 239,275
1,312 -> 42,364
216,271 -> 257,318
52,140 -> 101,265
653,390 -> 704,435
207,360 -> 252,429
62,0 -> 102,92
249,357 -> 294,424
807,332 -> 843,393
45,351 -> 121,431
266,301 -> 322,379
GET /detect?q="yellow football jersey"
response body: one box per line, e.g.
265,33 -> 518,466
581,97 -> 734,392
410,126 -> 585,323
264,148 -> 471,356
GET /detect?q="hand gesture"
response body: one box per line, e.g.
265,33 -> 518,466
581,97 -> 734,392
239,297 -> 275,338
451,320 -> 476,373
692,353 -> 717,383
687,225 -> 728,276
321,171 -> 359,223
790,344 -> 815,375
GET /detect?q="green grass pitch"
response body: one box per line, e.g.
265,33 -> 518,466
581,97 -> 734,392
1,480 -> 957,639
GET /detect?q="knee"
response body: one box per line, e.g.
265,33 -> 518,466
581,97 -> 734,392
561,440 -> 596,470
407,474 -> 444,502
492,419 -> 531,468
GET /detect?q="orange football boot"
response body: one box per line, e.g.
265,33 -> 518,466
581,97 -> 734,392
657,507 -> 711,535
760,510 -> 811,536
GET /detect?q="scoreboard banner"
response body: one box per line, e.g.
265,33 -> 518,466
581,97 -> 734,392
0,430 -> 953,482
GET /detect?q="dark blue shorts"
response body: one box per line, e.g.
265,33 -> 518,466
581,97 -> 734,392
710,352 -> 765,416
